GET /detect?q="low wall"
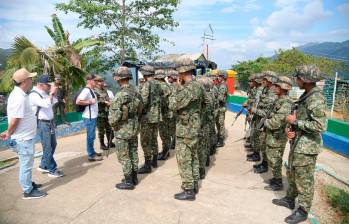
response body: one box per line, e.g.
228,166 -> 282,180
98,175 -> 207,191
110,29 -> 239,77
227,95 -> 349,157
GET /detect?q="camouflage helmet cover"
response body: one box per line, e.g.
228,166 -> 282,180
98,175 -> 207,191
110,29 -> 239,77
140,65 -> 155,76
113,66 -> 132,80
263,71 -> 278,83
176,58 -> 196,73
254,73 -> 264,84
94,75 -> 104,81
274,76 -> 292,90
248,74 -> 256,81
294,65 -> 323,83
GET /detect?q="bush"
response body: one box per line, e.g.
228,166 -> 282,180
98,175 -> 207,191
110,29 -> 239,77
325,185 -> 349,224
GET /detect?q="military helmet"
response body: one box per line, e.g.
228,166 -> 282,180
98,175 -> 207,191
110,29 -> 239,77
294,65 -> 323,83
140,65 -> 155,76
254,73 -> 263,84
248,74 -> 256,82
176,58 -> 196,73
154,69 -> 167,79
218,70 -> 227,79
113,66 -> 132,80
94,75 -> 104,82
274,76 -> 292,90
263,71 -> 278,83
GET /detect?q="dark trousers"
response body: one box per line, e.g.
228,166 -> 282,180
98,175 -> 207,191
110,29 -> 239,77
53,102 -> 66,122
38,121 -> 57,173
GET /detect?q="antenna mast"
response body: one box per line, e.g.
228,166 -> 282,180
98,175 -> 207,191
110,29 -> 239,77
202,24 -> 215,60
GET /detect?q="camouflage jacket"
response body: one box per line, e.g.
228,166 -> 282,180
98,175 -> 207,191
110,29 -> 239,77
169,80 -> 204,139
252,86 -> 264,112
217,82 -> 228,108
139,79 -> 162,124
264,95 -> 293,147
293,86 -> 327,155
108,84 -> 143,140
94,88 -> 110,118
255,87 -> 277,118
246,87 -> 257,108
159,81 -> 172,120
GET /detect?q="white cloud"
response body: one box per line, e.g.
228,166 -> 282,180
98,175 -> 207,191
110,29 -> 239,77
221,0 -> 260,13
337,3 -> 349,14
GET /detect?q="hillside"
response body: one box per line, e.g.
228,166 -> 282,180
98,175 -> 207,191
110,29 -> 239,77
0,48 -> 11,70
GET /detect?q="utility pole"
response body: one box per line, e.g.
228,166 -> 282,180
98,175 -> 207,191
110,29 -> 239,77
202,24 -> 215,61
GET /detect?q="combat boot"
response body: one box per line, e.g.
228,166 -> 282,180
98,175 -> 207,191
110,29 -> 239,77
199,168 -> 206,179
247,153 -> 260,162
99,139 -> 107,150
254,161 -> 268,173
253,162 -> 262,169
285,207 -> 308,224
151,156 -> 158,168
108,141 -> 116,148
174,189 -> 196,201
194,181 -> 199,194
210,146 -> 216,155
216,138 -> 224,148
138,160 -> 152,174
170,138 -> 176,150
244,142 -> 251,147
132,171 -> 139,185
272,197 -> 295,210
205,157 -> 210,167
264,178 -> 283,191
115,175 -> 134,190
157,147 -> 170,160
264,177 -> 277,184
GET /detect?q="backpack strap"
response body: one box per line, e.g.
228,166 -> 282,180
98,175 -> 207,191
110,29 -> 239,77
85,87 -> 96,120
30,90 -> 44,124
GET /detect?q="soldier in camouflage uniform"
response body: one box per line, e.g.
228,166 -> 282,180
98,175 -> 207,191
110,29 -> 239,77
210,76 -> 220,154
94,76 -> 114,150
169,58 -> 205,201
154,65 -> 174,160
167,74 -> 178,150
262,76 -> 293,191
109,67 -> 143,190
273,65 -> 327,224
138,65 -> 162,174
215,71 -> 228,147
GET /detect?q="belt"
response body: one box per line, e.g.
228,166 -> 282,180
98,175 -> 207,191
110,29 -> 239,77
38,119 -> 54,123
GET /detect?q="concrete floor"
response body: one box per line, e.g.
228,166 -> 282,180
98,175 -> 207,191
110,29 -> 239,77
0,111 -> 346,224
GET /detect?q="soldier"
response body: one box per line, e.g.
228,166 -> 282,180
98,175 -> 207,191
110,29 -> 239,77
53,76 -> 68,124
167,73 -> 178,150
215,71 -> 228,147
210,76 -> 220,154
154,66 -> 173,160
94,75 -> 114,150
262,76 -> 293,191
169,58 -> 204,201
109,66 -> 143,190
273,65 -> 327,224
138,65 -> 162,174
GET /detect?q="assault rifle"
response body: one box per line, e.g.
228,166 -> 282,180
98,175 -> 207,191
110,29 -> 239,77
231,107 -> 246,127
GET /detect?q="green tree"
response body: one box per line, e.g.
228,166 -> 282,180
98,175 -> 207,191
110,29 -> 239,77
56,0 -> 179,69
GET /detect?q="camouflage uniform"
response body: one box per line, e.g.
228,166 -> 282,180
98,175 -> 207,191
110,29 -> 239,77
168,80 -> 178,149
109,67 -> 143,189
139,65 -> 162,169
286,66 -> 327,212
94,78 -> 113,149
216,73 -> 228,146
169,61 -> 204,192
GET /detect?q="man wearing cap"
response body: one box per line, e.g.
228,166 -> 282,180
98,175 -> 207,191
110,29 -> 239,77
249,71 -> 277,174
169,58 -> 205,200
94,75 -> 114,150
0,68 -> 47,199
52,75 -> 68,125
138,65 -> 162,174
261,76 -> 293,191
29,75 -> 64,178
76,74 -> 103,162
215,71 -> 228,147
273,65 -> 327,224
109,66 -> 143,190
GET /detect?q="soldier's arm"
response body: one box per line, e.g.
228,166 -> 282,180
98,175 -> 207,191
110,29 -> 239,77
140,82 -> 150,109
169,84 -> 192,111
295,97 -> 327,134
108,94 -> 124,127
265,100 -> 292,130
255,92 -> 276,117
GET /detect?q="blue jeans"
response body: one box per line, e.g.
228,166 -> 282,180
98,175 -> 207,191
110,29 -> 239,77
38,121 -> 57,173
83,118 -> 97,158
14,139 -> 35,193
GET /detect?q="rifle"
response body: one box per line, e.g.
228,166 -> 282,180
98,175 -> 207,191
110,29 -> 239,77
105,130 -> 114,158
231,107 -> 246,127
256,100 -> 277,131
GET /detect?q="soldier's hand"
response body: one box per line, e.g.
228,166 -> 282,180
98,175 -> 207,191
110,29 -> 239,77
285,128 -> 295,140
286,114 -> 296,124
242,102 -> 248,108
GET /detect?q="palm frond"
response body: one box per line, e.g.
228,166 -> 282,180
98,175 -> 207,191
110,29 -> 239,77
45,26 -> 60,45
72,38 -> 104,53
51,14 -> 66,45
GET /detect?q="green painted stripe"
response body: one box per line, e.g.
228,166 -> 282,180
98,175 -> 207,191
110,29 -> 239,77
327,119 -> 349,139
227,95 -> 248,104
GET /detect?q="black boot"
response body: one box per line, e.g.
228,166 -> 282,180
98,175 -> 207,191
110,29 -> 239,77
216,138 -> 224,148
199,168 -> 206,179
264,177 -> 277,184
285,207 -> 308,224
265,178 -> 283,191
138,160 -> 152,174
132,171 -> 139,185
245,147 -> 253,152
115,175 -> 134,190
205,157 -> 210,167
108,142 -> 116,148
174,189 -> 195,201
254,161 -> 268,173
100,139 -> 107,150
272,197 -> 295,210
170,138 -> 176,150
194,181 -> 199,194
253,162 -> 263,169
157,147 -> 170,160
210,146 -> 216,155
151,156 -> 158,168
247,153 -> 260,162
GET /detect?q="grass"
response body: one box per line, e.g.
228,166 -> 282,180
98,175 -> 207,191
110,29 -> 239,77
325,185 -> 349,224
0,161 -> 11,169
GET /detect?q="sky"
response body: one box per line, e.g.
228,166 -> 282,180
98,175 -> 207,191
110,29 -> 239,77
0,0 -> 349,69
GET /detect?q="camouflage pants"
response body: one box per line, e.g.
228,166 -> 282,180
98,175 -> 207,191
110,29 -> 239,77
97,117 -> 112,141
176,137 -> 200,190
266,145 -> 286,179
115,136 -> 139,176
216,109 -> 226,139
210,121 -> 217,148
168,116 -> 176,141
286,152 -> 317,212
159,118 -> 171,151
259,131 -> 267,160
198,125 -> 210,169
250,117 -> 261,153
140,122 -> 159,161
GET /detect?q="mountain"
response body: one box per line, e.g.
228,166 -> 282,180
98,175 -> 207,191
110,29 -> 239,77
0,48 -> 11,70
298,40 -> 349,63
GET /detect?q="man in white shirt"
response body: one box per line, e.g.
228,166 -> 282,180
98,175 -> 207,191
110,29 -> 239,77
76,74 -> 102,161
29,75 -> 64,178
0,68 -> 47,199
